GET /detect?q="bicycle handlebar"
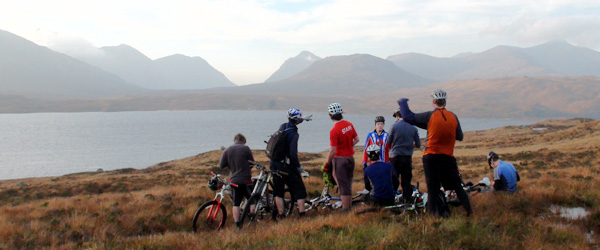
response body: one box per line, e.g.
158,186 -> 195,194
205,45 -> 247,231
248,160 -> 288,177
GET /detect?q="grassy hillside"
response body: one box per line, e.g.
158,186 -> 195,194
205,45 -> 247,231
1,119 -> 598,249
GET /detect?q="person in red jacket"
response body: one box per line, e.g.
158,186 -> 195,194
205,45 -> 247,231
325,103 -> 359,211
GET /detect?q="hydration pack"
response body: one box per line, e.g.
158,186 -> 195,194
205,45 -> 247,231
265,124 -> 294,161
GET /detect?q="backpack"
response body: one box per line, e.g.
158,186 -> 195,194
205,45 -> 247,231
265,124 -> 295,161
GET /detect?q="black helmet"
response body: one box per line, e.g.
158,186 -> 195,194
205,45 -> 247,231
374,116 -> 385,124
208,178 -> 223,191
487,151 -> 499,169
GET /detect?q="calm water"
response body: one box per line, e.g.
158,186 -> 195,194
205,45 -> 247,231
0,110 -> 535,180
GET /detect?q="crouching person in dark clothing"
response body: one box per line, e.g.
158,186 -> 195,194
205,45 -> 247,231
363,145 -> 398,207
219,133 -> 255,228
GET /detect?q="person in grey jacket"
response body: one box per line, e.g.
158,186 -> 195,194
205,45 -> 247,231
386,108 -> 421,203
219,133 -> 255,228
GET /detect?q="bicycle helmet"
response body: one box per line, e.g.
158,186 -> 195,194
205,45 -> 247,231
327,103 -> 343,115
431,89 -> 447,100
374,116 -> 385,124
366,144 -> 381,160
487,151 -> 499,168
288,108 -> 302,121
392,108 -> 401,118
208,178 -> 222,191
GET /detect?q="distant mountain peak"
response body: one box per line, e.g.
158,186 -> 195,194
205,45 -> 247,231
298,51 -> 319,61
264,51 -> 322,83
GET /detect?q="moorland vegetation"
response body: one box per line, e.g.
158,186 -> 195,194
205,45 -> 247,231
0,118 -> 598,249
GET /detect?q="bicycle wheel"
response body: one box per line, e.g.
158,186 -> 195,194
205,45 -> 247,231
192,200 -> 227,232
239,193 -> 261,228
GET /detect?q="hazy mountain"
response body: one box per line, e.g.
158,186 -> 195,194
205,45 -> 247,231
454,45 -> 558,79
0,29 -> 145,99
79,44 -> 166,89
154,54 -> 235,89
264,51 -> 321,82
387,41 -> 599,81
386,53 -> 473,82
522,40 -> 600,77
216,54 -> 435,97
67,45 -> 235,90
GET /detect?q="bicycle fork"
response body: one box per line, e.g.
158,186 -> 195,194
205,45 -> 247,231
207,194 -> 225,222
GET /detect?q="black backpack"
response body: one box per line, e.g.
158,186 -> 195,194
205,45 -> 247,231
265,124 -> 295,161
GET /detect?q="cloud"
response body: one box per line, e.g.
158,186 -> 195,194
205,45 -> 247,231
481,14 -> 600,48
31,29 -> 105,58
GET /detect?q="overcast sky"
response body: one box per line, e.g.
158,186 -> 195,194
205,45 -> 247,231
2,0 -> 599,85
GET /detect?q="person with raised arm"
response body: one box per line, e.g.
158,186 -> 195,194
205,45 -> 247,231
397,89 -> 472,217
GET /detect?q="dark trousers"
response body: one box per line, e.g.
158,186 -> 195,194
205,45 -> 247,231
423,154 -> 472,217
390,156 -> 413,202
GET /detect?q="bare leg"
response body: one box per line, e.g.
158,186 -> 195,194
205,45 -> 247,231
233,206 -> 240,222
341,195 -> 352,210
275,196 -> 285,215
298,199 -> 305,213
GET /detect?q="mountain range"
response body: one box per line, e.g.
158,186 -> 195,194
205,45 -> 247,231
73,45 -> 235,90
1,28 -> 600,119
387,40 -> 600,82
0,29 -> 144,99
211,53 -> 435,97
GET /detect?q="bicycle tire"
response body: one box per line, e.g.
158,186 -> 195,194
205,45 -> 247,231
192,200 -> 227,232
239,193 -> 261,228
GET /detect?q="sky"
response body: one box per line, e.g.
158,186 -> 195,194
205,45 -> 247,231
2,0 -> 599,85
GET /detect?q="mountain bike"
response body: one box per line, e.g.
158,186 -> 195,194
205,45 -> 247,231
302,185 -> 365,214
192,171 -> 233,232
355,182 -> 427,215
238,161 -> 287,228
446,176 -> 492,206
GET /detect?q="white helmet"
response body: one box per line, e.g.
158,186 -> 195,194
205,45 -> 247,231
366,144 -> 381,159
287,108 -> 302,121
328,103 -> 343,115
431,89 -> 447,100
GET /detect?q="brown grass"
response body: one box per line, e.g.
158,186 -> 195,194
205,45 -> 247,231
0,118 -> 598,249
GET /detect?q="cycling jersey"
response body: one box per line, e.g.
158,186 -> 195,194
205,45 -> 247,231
362,130 -> 390,165
330,120 -> 358,157
398,99 -> 463,157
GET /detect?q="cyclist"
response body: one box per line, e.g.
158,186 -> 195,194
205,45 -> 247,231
325,103 -> 359,211
398,89 -> 472,217
487,151 -> 520,193
386,108 -> 420,203
218,133 -> 255,228
270,108 -> 308,219
362,116 -> 390,169
363,145 -> 397,207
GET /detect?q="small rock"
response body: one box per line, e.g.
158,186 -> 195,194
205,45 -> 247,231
16,182 -> 28,187
220,146 -> 226,150
96,168 -> 104,173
